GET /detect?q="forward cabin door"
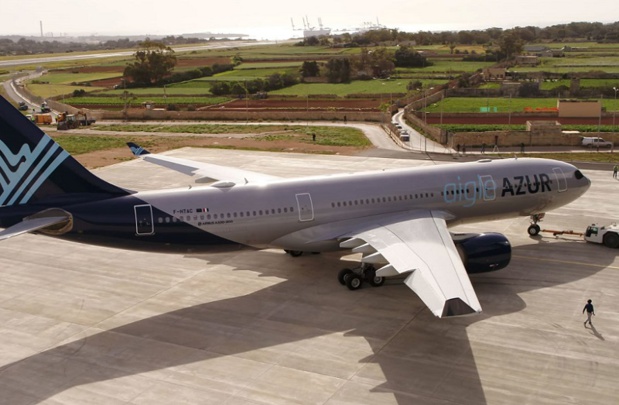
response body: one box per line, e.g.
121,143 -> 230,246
295,193 -> 314,222
553,168 -> 567,192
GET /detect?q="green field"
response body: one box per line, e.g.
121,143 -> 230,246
270,81 -> 409,97
38,72 -> 121,85
512,56 -> 619,73
424,97 -> 619,113
436,124 -> 619,133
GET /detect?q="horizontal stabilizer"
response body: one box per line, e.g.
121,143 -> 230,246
0,213 -> 71,241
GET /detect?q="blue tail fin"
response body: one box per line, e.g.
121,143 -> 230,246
0,96 -> 128,206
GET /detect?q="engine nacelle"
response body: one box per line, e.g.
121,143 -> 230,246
453,232 -> 511,274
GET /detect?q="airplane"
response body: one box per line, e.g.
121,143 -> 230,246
0,95 -> 591,318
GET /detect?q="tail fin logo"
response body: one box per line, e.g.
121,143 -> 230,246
0,135 -> 69,206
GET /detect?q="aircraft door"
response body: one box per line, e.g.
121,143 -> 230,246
479,175 -> 497,201
134,204 -> 154,235
295,193 -> 314,222
553,168 -> 567,192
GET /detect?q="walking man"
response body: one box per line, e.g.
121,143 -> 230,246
583,299 -> 595,327
613,165 -> 617,179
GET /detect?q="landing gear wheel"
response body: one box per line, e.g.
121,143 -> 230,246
365,268 -> 385,287
345,273 -> 363,290
528,224 -> 541,236
603,232 -> 619,248
338,268 -> 353,285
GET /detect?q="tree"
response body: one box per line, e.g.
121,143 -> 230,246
300,61 -> 320,78
394,46 -> 430,68
124,40 -> 177,86
498,31 -> 524,60
325,58 -> 351,83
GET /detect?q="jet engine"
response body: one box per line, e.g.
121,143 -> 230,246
453,232 -> 511,274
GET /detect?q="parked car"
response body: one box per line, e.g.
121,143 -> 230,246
581,136 -> 613,148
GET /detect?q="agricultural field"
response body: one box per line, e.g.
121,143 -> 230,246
271,81 -> 408,97
423,97 -> 619,113
511,55 -> 619,73
7,38 -> 619,116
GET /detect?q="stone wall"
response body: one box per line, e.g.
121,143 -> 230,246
450,130 -> 618,148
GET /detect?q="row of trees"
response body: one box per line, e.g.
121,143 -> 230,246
310,21 -> 619,47
209,73 -> 299,96
0,35 -> 223,56
299,46 -> 430,83
122,39 -> 432,92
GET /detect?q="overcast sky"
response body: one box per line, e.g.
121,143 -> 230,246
1,0 -> 616,39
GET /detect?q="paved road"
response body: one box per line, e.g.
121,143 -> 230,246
391,109 -> 453,154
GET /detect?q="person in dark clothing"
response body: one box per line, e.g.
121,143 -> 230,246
583,299 -> 595,326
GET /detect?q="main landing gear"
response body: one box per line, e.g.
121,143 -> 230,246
284,249 -> 304,257
337,264 -> 385,291
527,213 -> 545,236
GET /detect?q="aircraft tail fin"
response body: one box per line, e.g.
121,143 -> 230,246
127,142 -> 151,157
0,95 -> 128,207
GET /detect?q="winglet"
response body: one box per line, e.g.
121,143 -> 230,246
441,298 -> 478,317
127,142 -> 151,157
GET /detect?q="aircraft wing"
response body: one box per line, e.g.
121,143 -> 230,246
340,210 -> 481,317
127,143 -> 280,184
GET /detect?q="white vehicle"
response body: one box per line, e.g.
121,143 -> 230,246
584,223 -> 619,248
581,137 -> 613,148
399,130 -> 409,141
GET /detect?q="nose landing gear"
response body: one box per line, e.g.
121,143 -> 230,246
528,213 -> 545,236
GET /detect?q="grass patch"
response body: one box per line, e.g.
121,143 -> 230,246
37,72 -> 121,85
271,80 -> 410,96
53,136 -> 134,154
27,83 -> 107,98
255,126 -> 371,147
90,124 -> 371,147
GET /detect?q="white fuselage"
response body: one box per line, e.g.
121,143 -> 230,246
131,158 -> 590,251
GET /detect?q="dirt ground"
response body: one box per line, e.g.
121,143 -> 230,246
50,130 -> 367,169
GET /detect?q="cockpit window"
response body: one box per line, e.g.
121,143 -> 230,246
574,170 -> 584,180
